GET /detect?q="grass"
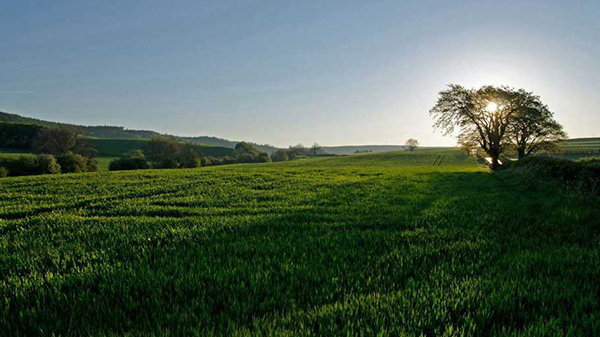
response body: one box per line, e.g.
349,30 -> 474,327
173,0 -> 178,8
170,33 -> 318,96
1,150 -> 599,336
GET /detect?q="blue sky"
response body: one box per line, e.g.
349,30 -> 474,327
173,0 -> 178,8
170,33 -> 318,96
1,0 -> 599,146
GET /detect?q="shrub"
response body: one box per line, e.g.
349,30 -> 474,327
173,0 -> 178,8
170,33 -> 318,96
256,153 -> 271,163
511,156 -> 600,194
86,158 -> 99,172
0,167 -> 7,178
56,152 -> 87,173
0,154 -> 61,176
222,156 -> 236,165
109,152 -> 150,171
35,154 -> 61,174
201,157 -> 213,167
236,153 -> 255,164
153,159 -> 179,169
0,156 -> 37,176
181,157 -> 201,168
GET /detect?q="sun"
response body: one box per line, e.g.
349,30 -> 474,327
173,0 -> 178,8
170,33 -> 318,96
485,102 -> 498,112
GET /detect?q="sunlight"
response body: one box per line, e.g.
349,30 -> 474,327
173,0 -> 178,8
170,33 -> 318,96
485,102 -> 498,113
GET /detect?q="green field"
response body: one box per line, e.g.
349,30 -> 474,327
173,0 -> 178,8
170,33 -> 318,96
89,138 -> 235,158
0,148 -> 36,159
1,150 -> 599,336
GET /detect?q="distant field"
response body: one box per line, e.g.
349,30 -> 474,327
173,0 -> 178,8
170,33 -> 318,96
1,150 -> 599,336
0,148 -> 36,159
556,137 -> 600,159
89,138 -> 235,157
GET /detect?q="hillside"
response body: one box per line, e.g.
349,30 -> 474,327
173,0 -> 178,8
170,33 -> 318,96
0,111 -> 277,153
89,138 -> 234,158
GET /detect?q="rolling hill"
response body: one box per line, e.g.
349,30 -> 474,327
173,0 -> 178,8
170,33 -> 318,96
0,111 -> 277,153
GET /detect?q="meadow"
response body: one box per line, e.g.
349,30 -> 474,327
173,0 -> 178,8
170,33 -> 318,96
1,150 -> 599,336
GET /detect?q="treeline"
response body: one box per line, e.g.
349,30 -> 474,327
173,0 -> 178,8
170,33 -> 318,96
270,143 -> 326,162
0,123 -> 45,149
108,139 -> 273,171
0,126 -> 99,177
1,111 -> 279,153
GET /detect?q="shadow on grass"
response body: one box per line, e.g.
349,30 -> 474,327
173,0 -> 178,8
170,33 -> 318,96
2,171 -> 600,336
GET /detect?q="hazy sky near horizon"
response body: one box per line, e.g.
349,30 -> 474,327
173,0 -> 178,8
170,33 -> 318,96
1,0 -> 599,147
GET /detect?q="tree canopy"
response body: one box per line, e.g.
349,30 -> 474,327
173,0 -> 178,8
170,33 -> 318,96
430,84 -> 566,168
405,139 -> 419,151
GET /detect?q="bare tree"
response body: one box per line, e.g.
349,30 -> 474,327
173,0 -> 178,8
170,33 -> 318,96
311,143 -> 322,156
405,138 -> 419,151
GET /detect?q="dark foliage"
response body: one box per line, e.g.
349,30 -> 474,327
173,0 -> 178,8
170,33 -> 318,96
109,151 -> 150,171
271,149 -> 289,162
1,111 -> 277,153
56,152 -> 88,173
0,123 -> 44,149
145,136 -> 203,169
0,154 -> 61,176
234,142 -> 270,163
86,158 -> 99,172
33,127 -> 81,155
508,156 -> 600,194
109,158 -> 150,171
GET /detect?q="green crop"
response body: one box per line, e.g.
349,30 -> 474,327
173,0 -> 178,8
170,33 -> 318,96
1,150 -> 599,336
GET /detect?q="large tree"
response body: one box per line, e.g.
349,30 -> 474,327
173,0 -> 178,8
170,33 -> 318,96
430,85 -> 563,169
507,95 -> 566,159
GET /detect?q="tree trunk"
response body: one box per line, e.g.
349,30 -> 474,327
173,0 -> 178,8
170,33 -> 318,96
490,155 -> 501,170
517,148 -> 526,160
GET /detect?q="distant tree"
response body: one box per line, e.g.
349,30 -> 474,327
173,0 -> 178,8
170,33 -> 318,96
311,143 -> 322,156
430,85 -> 546,169
271,149 -> 289,162
458,131 -> 479,155
33,127 -> 81,155
288,144 -> 307,159
73,137 -> 99,158
507,102 -> 567,159
234,142 -> 270,163
145,136 -> 184,168
405,139 -> 419,151
178,143 -> 202,168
